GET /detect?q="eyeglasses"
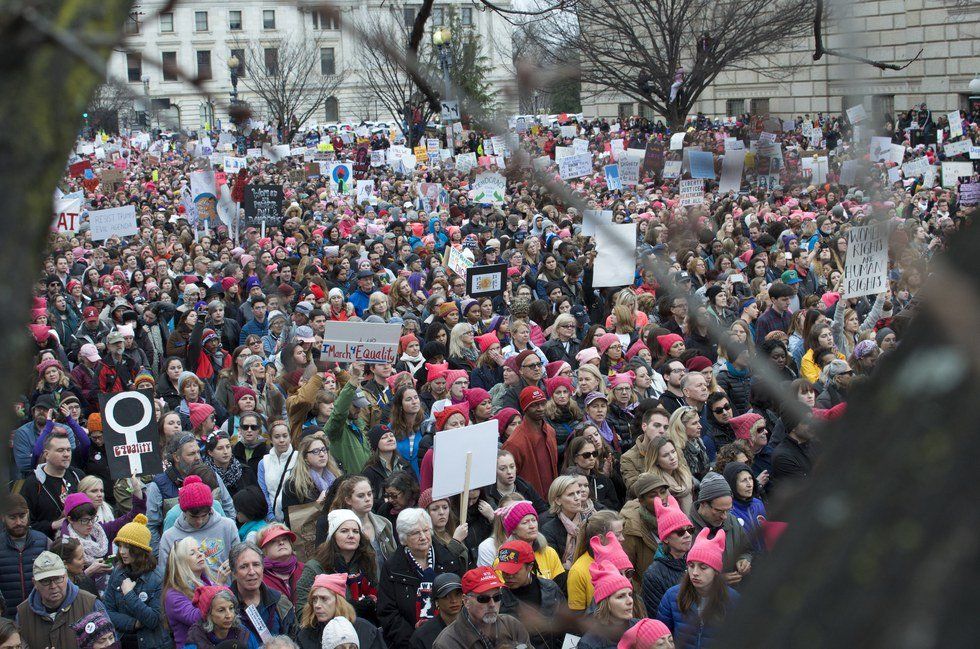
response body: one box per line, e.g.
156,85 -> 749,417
306,447 -> 329,456
240,424 -> 260,430
522,362 -> 543,370
712,404 -> 732,414
673,527 -> 694,537
73,516 -> 95,525
577,451 -> 598,459
473,593 -> 502,604
384,491 -> 403,501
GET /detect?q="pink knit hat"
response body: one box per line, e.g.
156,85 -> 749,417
463,387 -> 492,411
656,333 -> 684,354
575,346 -> 600,365
63,492 -> 93,518
545,360 -> 569,379
617,619 -> 672,649
312,572 -> 348,596
444,369 -> 469,388
608,371 -> 635,389
192,584 -> 232,616
475,332 -> 499,354
178,475 -> 214,511
653,496 -> 693,541
596,333 -> 621,355
188,402 -> 215,430
499,500 -> 537,536
686,528 -> 726,572
544,376 -> 573,398
624,339 -> 649,361
589,559 -> 632,603
590,532 -> 633,571
729,412 -> 764,440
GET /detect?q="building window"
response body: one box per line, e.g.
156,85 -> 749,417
871,95 -> 894,121
124,13 -> 140,34
229,10 -> 242,30
726,99 -> 745,116
263,9 -> 276,29
311,10 -> 338,30
195,11 -> 209,32
461,8 -> 473,25
264,48 -> 279,75
162,52 -> 178,81
403,7 -> 416,28
617,103 -> 634,122
750,98 -> 769,115
432,7 -> 444,25
325,96 -> 339,122
197,50 -> 212,80
127,53 -> 142,82
320,48 -> 336,75
159,11 -> 174,33
230,48 -> 246,78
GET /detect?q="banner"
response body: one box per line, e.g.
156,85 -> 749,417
679,179 -> 705,206
242,184 -> 284,227
53,195 -> 82,233
843,222 -> 889,299
465,263 -> 508,297
321,321 -> 402,365
473,172 -> 506,204
99,390 -> 162,479
89,205 -> 138,241
593,221 -> 636,288
558,153 -> 592,180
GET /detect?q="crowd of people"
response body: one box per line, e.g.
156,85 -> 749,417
1,102 -> 973,649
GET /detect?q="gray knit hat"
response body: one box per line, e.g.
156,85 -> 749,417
696,471 -> 732,504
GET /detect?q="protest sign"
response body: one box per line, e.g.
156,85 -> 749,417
610,139 -> 625,160
370,150 -> 385,167
99,390 -> 162,479
801,156 -> 829,185
604,164 -> 622,190
846,104 -> 868,124
68,159 -> 92,178
972,146 -> 980,160
942,161 -> 973,188
689,151 -> 715,179
572,138 -> 589,153
482,139 -> 494,156
719,151 -> 745,194
944,140 -> 972,158
558,153 -> 593,180
53,196 -> 82,233
465,263 -> 507,297
620,157 -> 640,186
100,168 -> 125,193
902,157 -> 929,178
593,221 -> 636,288
456,152 -> 478,174
444,245 -> 474,277
326,163 -> 353,194
724,138 -> 745,152
242,184 -> 284,227
473,172 -> 506,204
922,166 -> 938,189
554,146 -> 575,161
662,160 -> 682,179
533,156 -> 551,171
431,421 -> 499,500
223,156 -> 247,172
840,160 -> 860,186
886,144 -> 905,165
321,321 -> 402,365
413,145 -> 428,162
843,222 -> 889,299
960,182 -> 980,205
355,180 -> 374,204
582,209 -> 613,238
887,167 -> 901,185
89,205 -> 137,241
949,111 -> 964,139
560,125 -> 577,138
869,137 -> 891,162
679,179 -> 705,206
669,132 -> 686,150
491,136 -> 508,157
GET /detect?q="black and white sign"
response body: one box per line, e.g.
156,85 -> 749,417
242,184 -> 284,227
440,100 -> 460,121
466,263 -> 507,297
98,389 -> 161,479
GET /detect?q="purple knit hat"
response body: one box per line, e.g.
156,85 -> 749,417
72,611 -> 115,649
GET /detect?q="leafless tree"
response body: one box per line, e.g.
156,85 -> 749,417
541,0 -> 813,127
232,35 -> 344,140
84,82 -> 135,132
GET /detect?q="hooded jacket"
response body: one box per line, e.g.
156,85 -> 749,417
158,507 -> 240,578
16,579 -> 107,649
146,467 -> 237,551
21,463 -> 83,537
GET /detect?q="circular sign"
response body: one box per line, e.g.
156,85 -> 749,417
331,164 -> 349,184
104,391 -> 153,435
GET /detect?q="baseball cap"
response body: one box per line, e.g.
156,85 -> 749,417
356,269 -> 375,279
461,566 -> 504,594
106,331 -> 125,345
79,343 -> 101,362
496,540 -> 535,574
33,551 -> 67,581
584,391 -> 609,406
432,573 -> 463,598
780,270 -> 802,285
82,306 -> 99,322
295,301 -> 314,316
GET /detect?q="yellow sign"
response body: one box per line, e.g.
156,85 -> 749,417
414,146 -> 428,162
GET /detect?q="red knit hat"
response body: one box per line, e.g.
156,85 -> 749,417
386,371 -> 414,392
624,339 -> 649,361
475,332 -> 499,354
463,387 -> 491,411
519,385 -> 546,411
617,619 -> 672,649
684,356 -> 713,372
544,376 -> 573,398
729,412 -> 764,440
434,402 -> 470,431
595,333 -> 621,355
426,362 -> 449,383
590,532 -> 633,571
493,408 -> 521,437
179,475 -> 214,511
399,334 -> 418,354
220,277 -> 238,292
513,349 -> 537,371
653,495 -> 693,541
188,402 -> 215,430
444,369 -> 468,388
656,333 -> 684,354
545,360 -> 569,379
687,527 -> 726,572
230,385 -> 257,405
192,584 -> 232,617
589,559 -> 632,603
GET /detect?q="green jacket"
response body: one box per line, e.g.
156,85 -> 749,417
324,381 -> 371,473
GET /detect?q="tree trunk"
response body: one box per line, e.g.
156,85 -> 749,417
0,0 -> 135,482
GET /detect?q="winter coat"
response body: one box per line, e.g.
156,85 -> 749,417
715,366 -> 752,416
688,507 -> 753,573
297,617 -> 387,649
16,579 -> 107,649
501,420 -> 559,501
233,581 -> 296,639
0,527 -> 48,617
656,584 -> 740,649
184,621 -> 259,649
21,463 -> 84,537
146,468 -> 236,551
103,565 -> 172,649
620,499 -> 659,579
499,575 -> 566,649
258,446 -> 298,521
577,619 -> 639,649
163,576 -> 212,647
431,610 -> 531,649
323,380 -> 372,474
642,546 -> 686,616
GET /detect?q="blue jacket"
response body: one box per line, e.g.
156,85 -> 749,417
239,316 -> 269,345
657,584 -> 740,649
349,288 -> 372,317
103,565 -> 172,649
731,497 -> 767,553
13,420 -> 77,478
0,528 -> 48,617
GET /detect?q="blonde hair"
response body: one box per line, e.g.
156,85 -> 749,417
77,475 -> 103,495
290,433 -> 341,501
164,537 -> 214,598
448,322 -> 477,359
547,475 -> 581,515
368,291 -> 390,318
576,364 -> 605,394
667,407 -> 700,465
643,437 -> 694,485
612,304 -> 635,334
299,587 -> 356,628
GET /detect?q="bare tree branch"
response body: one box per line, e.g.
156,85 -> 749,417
812,0 -> 923,70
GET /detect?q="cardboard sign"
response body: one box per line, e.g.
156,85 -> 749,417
843,222 -> 890,299
99,390 -> 161,479
455,152 -> 478,174
431,421 -> 500,500
465,263 -> 507,297
669,132 -> 685,150
473,172 -> 506,204
101,169 -> 125,192
321,321 -> 401,364
558,153 -> 592,180
679,178 -> 705,206
593,221 -> 636,288
662,160 -> 682,179
242,184 -> 284,226
619,158 -> 640,186
89,205 -> 138,241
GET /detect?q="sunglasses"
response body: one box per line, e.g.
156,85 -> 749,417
577,451 -> 598,459
712,404 -> 732,414
474,593 -> 502,604
673,527 -> 694,537
240,424 -> 260,430
522,362 -> 543,370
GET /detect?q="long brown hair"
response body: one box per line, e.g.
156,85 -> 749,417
677,568 -> 731,623
313,519 -> 378,584
389,386 -> 425,439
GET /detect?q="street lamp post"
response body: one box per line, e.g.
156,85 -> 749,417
228,55 -> 240,106
432,26 -> 453,148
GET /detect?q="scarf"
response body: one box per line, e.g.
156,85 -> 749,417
399,352 -> 425,376
558,512 -> 580,567
204,454 -> 244,489
66,520 -> 109,565
725,361 -> 749,379
660,469 -> 692,501
588,416 -> 619,451
460,346 -> 479,364
263,555 -> 300,599
95,501 -> 114,525
310,466 -> 336,494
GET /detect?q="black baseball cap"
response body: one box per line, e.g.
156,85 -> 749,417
433,573 -> 463,598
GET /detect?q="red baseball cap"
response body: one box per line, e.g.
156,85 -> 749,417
519,386 -> 546,411
495,540 -> 535,574
461,566 -> 504,594
82,306 -> 99,322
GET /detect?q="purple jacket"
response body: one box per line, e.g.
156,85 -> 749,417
59,493 -> 146,548
164,574 -> 213,648
31,417 -> 90,466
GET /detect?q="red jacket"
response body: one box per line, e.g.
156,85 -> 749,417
501,420 -> 558,499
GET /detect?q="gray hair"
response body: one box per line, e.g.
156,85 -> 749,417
395,508 -> 432,545
201,589 -> 239,631
263,637 -> 299,649
821,359 -> 852,383
680,371 -> 705,391
228,540 -> 263,571
166,432 -> 197,458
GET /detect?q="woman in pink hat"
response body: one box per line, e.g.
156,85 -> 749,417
577,559 -> 639,649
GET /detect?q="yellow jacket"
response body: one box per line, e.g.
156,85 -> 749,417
800,348 -> 845,384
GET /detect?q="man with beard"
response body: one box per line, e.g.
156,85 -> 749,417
145,432 -> 236,550
0,494 -> 48,616
433,567 -> 530,649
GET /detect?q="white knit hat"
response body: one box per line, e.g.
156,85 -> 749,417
322,616 -> 359,648
327,508 -> 361,542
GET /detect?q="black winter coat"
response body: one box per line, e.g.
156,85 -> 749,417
715,369 -> 752,416
0,528 -> 48,617
297,617 -> 387,649
499,575 -> 566,649
641,550 -> 686,615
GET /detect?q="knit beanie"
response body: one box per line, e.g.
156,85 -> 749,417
322,617 -> 360,649
179,475 -> 214,511
86,413 -> 102,432
589,559 -> 632,603
653,496 -> 693,541
133,368 -> 155,387
696,471 -> 732,504
500,500 -> 537,536
493,408 -> 521,437
625,339 -> 649,361
386,371 -> 414,392
544,376 -> 574,398
418,488 -> 434,511
519,385 -> 546,412
728,412 -> 764,440
475,332 -> 499,354
115,513 -> 152,552
608,371 -> 635,389
63,492 -> 93,518
463,387 -> 491,412
596,333 -> 620,355
617,618 -> 672,649
656,333 -> 684,354
230,385 -> 257,405
313,572 -> 349,597
686,528 -> 726,573
327,508 -> 360,542
188,402 -> 215,430
192,584 -> 233,617
684,356 -> 713,372
545,360 -> 569,379
575,347 -> 600,365
426,362 -> 450,383
435,402 -> 470,431
513,349 -> 537,371
590,532 -> 633,571
399,334 -> 419,353
444,369 -> 468,388
368,424 -> 391,451
72,611 -> 115,649
177,371 -> 199,393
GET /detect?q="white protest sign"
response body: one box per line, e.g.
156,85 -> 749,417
902,157 -> 929,178
886,144 -> 905,166
456,152 -> 478,174
870,137 -> 892,162
53,196 -> 83,233
223,156 -> 247,172
444,245 -> 474,277
582,209 -> 613,238
944,140 -> 973,158
620,157 -> 640,186
840,160 -> 860,186
942,161 -> 974,188
949,111 -> 964,139
663,160 -> 682,179
922,166 -> 938,189
370,149 -> 386,167
802,122 -> 814,137
846,104 -> 867,124
801,156 -> 829,185
971,146 -> 980,160
554,146 -> 575,162
88,205 -> 138,241
843,222 -> 890,299
321,321 -> 401,364
355,180 -> 374,205
679,178 -> 705,206
431,420 -> 499,500
669,132 -> 686,150
561,634 -> 581,649
593,221 -> 636,287
560,125 -> 577,138
473,172 -> 506,204
724,137 -> 745,152
572,138 -> 589,153
719,150 -> 745,194
610,139 -> 625,161
887,167 -> 901,185
558,153 -> 593,180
